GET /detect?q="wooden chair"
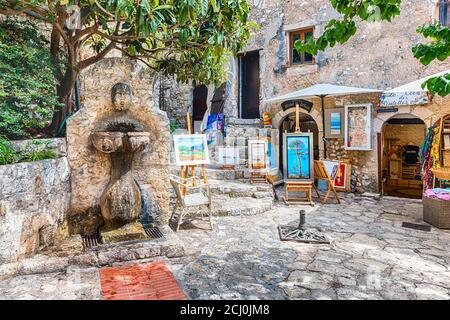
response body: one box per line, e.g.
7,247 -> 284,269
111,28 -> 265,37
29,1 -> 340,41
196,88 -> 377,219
169,174 -> 213,232
313,160 -> 341,204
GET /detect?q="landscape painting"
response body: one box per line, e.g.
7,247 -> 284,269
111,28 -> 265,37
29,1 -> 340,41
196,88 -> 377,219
330,112 -> 341,135
173,134 -> 210,166
283,133 -> 314,182
217,146 -> 239,166
248,139 -> 268,172
325,108 -> 344,139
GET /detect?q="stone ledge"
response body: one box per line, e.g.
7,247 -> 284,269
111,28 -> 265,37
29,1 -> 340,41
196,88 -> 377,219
0,226 -> 185,279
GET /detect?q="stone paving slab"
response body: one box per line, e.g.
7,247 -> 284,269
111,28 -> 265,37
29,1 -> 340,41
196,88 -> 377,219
1,192 -> 450,300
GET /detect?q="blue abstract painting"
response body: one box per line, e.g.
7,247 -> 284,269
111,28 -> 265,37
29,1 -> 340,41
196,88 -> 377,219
286,136 -> 311,179
330,112 -> 341,135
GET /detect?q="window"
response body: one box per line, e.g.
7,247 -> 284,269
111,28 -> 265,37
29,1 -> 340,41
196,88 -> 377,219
439,1 -> 450,26
288,28 -> 314,65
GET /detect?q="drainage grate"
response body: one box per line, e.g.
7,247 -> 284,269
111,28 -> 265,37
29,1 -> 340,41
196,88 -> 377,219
278,225 -> 330,244
82,234 -> 102,249
402,222 -> 431,232
144,227 -> 165,240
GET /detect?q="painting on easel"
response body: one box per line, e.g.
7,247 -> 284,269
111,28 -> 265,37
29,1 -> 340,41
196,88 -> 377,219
248,139 -> 268,172
283,132 -> 314,183
217,146 -> 239,167
173,134 -> 210,166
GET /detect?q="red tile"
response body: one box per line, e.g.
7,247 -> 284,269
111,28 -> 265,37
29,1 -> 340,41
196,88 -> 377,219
100,261 -> 186,300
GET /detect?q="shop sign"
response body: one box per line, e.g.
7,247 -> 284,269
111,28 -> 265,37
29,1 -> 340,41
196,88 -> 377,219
380,91 -> 429,107
376,107 -> 399,113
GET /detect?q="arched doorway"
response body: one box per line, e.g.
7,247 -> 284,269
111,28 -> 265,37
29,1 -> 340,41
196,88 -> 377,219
279,112 -> 320,173
381,114 -> 426,199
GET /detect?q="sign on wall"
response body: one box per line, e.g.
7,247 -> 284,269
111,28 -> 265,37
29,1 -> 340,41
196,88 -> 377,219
380,92 -> 429,107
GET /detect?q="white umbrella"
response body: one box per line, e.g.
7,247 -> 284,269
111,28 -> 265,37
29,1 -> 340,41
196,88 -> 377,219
381,69 -> 450,107
265,83 -> 383,104
265,83 -> 382,157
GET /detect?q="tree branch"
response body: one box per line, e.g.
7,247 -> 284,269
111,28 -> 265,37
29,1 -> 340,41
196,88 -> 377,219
77,41 -> 116,70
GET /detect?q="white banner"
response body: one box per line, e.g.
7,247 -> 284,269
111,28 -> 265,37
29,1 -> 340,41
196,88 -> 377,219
380,92 -> 429,107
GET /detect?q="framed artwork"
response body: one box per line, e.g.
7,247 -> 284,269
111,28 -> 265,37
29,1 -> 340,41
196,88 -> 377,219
283,132 -> 314,183
217,146 -> 239,166
248,139 -> 268,172
345,103 -> 372,150
325,108 -> 344,139
333,158 -> 352,192
173,134 -> 210,166
323,160 -> 339,180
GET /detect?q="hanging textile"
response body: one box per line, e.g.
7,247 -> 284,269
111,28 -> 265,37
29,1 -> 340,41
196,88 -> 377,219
420,126 -> 436,190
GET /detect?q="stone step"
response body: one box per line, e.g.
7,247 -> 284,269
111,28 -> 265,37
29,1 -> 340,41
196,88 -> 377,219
211,195 -> 274,216
209,179 -> 274,199
170,165 -> 245,180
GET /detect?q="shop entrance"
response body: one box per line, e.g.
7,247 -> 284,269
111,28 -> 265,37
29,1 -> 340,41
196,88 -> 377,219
381,114 -> 426,199
279,112 -> 319,173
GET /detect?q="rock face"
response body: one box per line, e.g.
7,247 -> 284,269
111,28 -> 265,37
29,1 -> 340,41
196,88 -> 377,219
68,58 -> 171,234
0,156 -> 71,264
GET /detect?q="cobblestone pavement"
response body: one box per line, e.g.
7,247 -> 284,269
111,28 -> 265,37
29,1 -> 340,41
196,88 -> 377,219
170,193 -> 450,300
1,193 -> 450,300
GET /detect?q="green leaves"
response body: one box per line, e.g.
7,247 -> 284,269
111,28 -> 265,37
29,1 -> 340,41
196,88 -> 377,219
295,0 -> 401,57
412,22 -> 450,96
0,19 -> 61,139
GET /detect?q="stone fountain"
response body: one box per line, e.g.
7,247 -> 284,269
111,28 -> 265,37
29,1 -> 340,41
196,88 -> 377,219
90,83 -> 150,232
66,58 -> 171,242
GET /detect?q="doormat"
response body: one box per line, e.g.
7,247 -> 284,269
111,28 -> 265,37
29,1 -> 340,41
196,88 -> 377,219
100,261 -> 187,300
401,222 -> 431,232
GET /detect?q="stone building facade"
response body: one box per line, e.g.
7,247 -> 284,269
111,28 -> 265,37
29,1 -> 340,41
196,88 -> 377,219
157,0 -> 450,192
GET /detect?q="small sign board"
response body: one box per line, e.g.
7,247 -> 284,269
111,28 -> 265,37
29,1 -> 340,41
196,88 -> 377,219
380,92 -> 429,107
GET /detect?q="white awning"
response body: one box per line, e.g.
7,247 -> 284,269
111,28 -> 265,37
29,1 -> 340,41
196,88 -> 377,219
265,83 -> 383,104
380,69 -> 450,107
384,69 -> 450,93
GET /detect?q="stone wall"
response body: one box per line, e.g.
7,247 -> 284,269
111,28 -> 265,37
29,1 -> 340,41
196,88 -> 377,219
70,58 -> 171,233
11,138 -> 67,158
0,156 -> 70,264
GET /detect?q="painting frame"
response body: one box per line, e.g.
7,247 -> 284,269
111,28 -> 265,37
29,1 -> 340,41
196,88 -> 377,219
344,103 -> 372,151
283,132 -> 314,183
173,134 -> 210,166
248,139 -> 269,173
333,158 -> 352,192
324,108 -> 344,139
217,146 -> 240,166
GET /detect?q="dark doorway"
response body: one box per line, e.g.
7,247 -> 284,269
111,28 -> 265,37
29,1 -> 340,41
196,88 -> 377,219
239,51 -> 260,119
192,85 -> 208,133
192,85 -> 208,121
381,115 -> 426,199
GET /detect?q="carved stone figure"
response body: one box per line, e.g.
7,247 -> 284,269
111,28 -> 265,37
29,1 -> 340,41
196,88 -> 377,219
90,83 -> 150,231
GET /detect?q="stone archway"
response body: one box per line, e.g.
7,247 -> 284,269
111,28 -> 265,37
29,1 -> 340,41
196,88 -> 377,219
379,113 -> 426,199
272,107 -> 324,159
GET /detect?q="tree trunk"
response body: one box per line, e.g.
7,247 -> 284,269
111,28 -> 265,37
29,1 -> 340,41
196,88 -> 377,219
48,66 -> 78,135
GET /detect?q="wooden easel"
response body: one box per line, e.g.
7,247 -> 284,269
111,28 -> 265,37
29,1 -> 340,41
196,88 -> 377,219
283,104 -> 315,206
313,160 -> 341,204
180,113 -> 209,195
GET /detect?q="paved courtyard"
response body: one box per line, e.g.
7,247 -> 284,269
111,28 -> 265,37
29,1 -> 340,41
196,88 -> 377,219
1,193 -> 450,300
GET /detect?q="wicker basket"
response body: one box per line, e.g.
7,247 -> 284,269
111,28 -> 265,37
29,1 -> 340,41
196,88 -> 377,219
423,195 -> 450,229
432,167 -> 450,180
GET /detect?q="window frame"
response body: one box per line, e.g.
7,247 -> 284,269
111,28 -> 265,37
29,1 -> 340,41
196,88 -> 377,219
439,0 -> 450,26
288,28 -> 315,66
